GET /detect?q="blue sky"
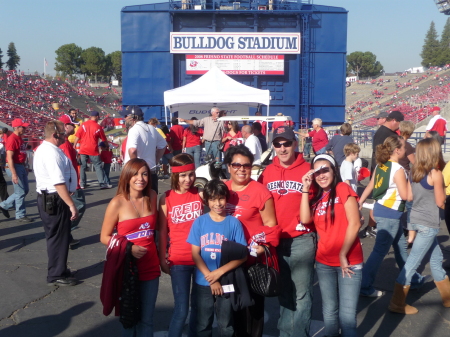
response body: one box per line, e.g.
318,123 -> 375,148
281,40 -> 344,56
0,0 -> 448,75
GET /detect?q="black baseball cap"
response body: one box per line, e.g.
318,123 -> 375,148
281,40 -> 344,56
388,110 -> 404,122
273,126 -> 296,142
120,105 -> 143,117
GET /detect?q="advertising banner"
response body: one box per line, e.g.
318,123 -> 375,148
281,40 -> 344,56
170,104 -> 250,120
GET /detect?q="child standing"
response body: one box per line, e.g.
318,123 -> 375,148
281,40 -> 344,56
100,142 -> 113,187
187,179 -> 247,337
340,143 -> 360,193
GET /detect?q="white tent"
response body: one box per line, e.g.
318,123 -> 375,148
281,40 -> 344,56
163,67 -> 270,122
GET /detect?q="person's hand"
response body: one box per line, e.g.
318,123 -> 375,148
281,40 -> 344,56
407,230 -> 416,244
252,244 -> 265,256
160,261 -> 171,275
301,170 -> 314,191
131,245 -> 148,259
358,200 -> 363,211
69,205 -> 79,221
339,255 -> 355,278
210,282 -> 223,296
12,173 -> 18,184
178,118 -> 185,123
205,269 -> 224,284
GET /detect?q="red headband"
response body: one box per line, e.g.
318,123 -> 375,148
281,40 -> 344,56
171,163 -> 195,173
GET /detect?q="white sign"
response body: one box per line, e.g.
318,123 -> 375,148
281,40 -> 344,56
170,104 -> 250,120
170,32 -> 301,54
186,54 -> 284,75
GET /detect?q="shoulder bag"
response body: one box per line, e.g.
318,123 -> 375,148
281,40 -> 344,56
247,245 -> 281,297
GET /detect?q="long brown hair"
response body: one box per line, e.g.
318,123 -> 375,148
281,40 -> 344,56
116,158 -> 152,211
169,153 -> 196,191
375,135 -> 402,166
411,138 -> 444,182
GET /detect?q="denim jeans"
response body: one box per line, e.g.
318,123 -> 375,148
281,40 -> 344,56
1,164 -> 29,219
186,146 -> 201,168
196,284 -> 234,337
277,233 -> 317,337
315,146 -> 327,155
204,141 -> 220,162
400,200 -> 413,230
70,189 -> 86,229
396,224 -> 447,285
103,163 -> 111,185
80,154 -> 106,187
122,278 -> 159,337
303,142 -> 312,157
316,262 -> 362,337
169,265 -> 197,337
360,216 -> 423,295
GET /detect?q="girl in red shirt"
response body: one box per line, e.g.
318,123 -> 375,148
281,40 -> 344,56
182,118 -> 204,169
158,154 -> 203,337
101,158 -> 160,336
300,154 -> 363,337
221,121 -> 242,153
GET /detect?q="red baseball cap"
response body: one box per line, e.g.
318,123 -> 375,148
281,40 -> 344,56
11,119 -> 30,128
59,115 -> 75,126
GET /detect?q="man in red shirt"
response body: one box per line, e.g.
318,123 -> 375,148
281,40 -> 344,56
0,119 -> 33,222
169,117 -> 184,156
299,118 -> 329,155
73,111 -> 110,189
426,106 -> 447,142
258,127 -> 315,337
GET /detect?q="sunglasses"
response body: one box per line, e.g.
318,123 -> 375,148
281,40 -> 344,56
273,140 -> 293,148
230,163 -> 252,170
312,166 -> 330,176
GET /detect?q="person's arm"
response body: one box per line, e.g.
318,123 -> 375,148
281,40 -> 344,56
179,118 -> 194,125
156,148 -> 165,164
128,147 -> 138,159
359,174 -> 375,207
6,150 -> 18,183
339,195 -> 361,278
259,198 -> 277,228
300,170 -> 314,224
431,169 -> 446,209
204,256 -> 247,285
191,244 -> 222,295
393,168 -> 408,201
158,194 -> 170,275
407,153 -> 415,165
54,183 -> 78,220
182,136 -> 187,150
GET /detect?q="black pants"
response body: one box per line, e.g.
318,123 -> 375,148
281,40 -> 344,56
233,291 -> 265,337
0,168 -> 9,201
37,194 -> 71,283
445,196 -> 450,236
151,173 -> 158,194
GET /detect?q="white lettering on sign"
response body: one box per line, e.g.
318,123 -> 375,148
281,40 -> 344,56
170,33 -> 301,54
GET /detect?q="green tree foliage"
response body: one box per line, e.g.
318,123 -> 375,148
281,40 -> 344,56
107,51 -> 122,84
439,18 -> 450,65
6,42 -> 20,71
346,51 -> 383,78
421,21 -> 441,67
55,43 -> 83,79
0,48 -> 3,69
80,47 -> 106,83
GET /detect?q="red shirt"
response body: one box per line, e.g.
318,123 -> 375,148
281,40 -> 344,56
117,214 -> 160,281
313,183 -> 363,267
222,131 -> 243,152
121,137 -> 128,159
170,125 -> 184,151
100,150 -> 113,164
75,120 -> 107,156
165,187 -> 203,266
272,120 -> 293,131
59,139 -> 80,189
183,128 -> 204,148
309,128 -> 329,152
258,152 -> 315,239
6,133 -> 26,164
430,118 -> 447,137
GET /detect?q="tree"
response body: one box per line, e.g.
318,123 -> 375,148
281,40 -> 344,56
54,43 -> 83,79
107,51 -> 122,84
346,51 -> 384,78
439,18 -> 450,65
80,47 -> 106,83
421,21 -> 441,67
0,48 -> 3,69
6,42 -> 20,71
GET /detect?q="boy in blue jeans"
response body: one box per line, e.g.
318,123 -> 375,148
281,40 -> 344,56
187,179 -> 247,337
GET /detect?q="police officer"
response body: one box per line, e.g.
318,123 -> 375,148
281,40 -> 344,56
34,121 -> 79,286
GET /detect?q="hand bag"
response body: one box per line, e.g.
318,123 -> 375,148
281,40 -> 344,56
217,141 -> 225,152
247,245 -> 281,297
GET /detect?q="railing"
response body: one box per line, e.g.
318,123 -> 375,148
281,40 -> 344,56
169,0 -> 312,11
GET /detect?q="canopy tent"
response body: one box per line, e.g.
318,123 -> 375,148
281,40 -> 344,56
163,67 -> 270,123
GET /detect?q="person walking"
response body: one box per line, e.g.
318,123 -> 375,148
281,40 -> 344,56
182,118 -> 204,169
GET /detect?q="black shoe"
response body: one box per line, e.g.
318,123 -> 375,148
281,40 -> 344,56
0,206 -> 10,219
8,207 -> 15,211
18,216 -> 34,223
47,277 -> 77,287
69,238 -> 80,247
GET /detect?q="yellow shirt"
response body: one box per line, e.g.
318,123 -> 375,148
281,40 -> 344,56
442,161 -> 450,196
68,118 -> 83,144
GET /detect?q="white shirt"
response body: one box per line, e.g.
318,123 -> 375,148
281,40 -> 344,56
34,141 -> 77,194
124,121 -> 167,169
340,160 -> 357,193
426,114 -> 447,131
244,134 -> 262,165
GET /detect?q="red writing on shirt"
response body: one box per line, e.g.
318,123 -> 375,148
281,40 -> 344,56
201,233 -> 226,248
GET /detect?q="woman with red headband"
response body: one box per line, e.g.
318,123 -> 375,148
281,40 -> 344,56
159,154 -> 203,337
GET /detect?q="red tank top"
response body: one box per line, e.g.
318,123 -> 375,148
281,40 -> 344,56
165,187 -> 203,266
117,214 -> 160,281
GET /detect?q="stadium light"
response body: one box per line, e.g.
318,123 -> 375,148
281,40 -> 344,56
435,0 -> 450,15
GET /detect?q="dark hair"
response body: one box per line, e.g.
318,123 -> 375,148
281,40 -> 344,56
203,179 -> 230,205
376,135 -> 402,165
171,117 -> 178,125
161,124 -> 170,135
189,117 -> 198,134
428,131 -> 444,145
228,121 -> 240,133
169,154 -> 195,191
223,144 -> 254,166
310,156 -> 342,224
252,122 -> 262,132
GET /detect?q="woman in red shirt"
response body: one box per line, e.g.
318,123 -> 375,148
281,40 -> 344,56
158,154 -> 203,337
182,117 -> 204,168
300,154 -> 362,337
221,121 -> 242,153
101,158 -> 160,336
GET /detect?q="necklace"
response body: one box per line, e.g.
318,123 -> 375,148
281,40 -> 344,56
130,197 -> 144,218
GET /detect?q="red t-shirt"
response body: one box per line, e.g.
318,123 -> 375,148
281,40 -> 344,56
165,187 -> 203,266
6,133 -> 26,164
75,120 -> 107,156
170,125 -> 184,151
272,120 -> 293,131
222,131 -> 243,152
100,150 -> 113,164
430,118 -> 447,137
313,183 -> 363,267
309,128 -> 329,152
59,140 -> 80,189
183,128 -> 204,148
117,214 -> 160,281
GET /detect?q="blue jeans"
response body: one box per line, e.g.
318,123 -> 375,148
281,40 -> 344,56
196,284 -> 234,337
400,200 -> 413,230
397,224 -> 447,285
277,233 -> 317,337
186,146 -> 201,168
1,164 -> 29,219
204,141 -> 220,162
169,265 -> 197,337
360,216 -> 423,295
103,163 -> 111,185
122,278 -> 159,337
303,142 -> 312,157
316,262 -> 362,337
80,154 -> 106,187
315,146 -> 327,155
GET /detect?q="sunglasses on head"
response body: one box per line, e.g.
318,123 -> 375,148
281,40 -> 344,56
230,163 -> 252,170
273,140 -> 293,148
312,166 -> 330,176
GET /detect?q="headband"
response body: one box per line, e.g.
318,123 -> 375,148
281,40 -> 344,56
313,154 -> 336,168
171,163 -> 195,173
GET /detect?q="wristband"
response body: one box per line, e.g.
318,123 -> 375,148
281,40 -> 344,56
302,191 -> 310,193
